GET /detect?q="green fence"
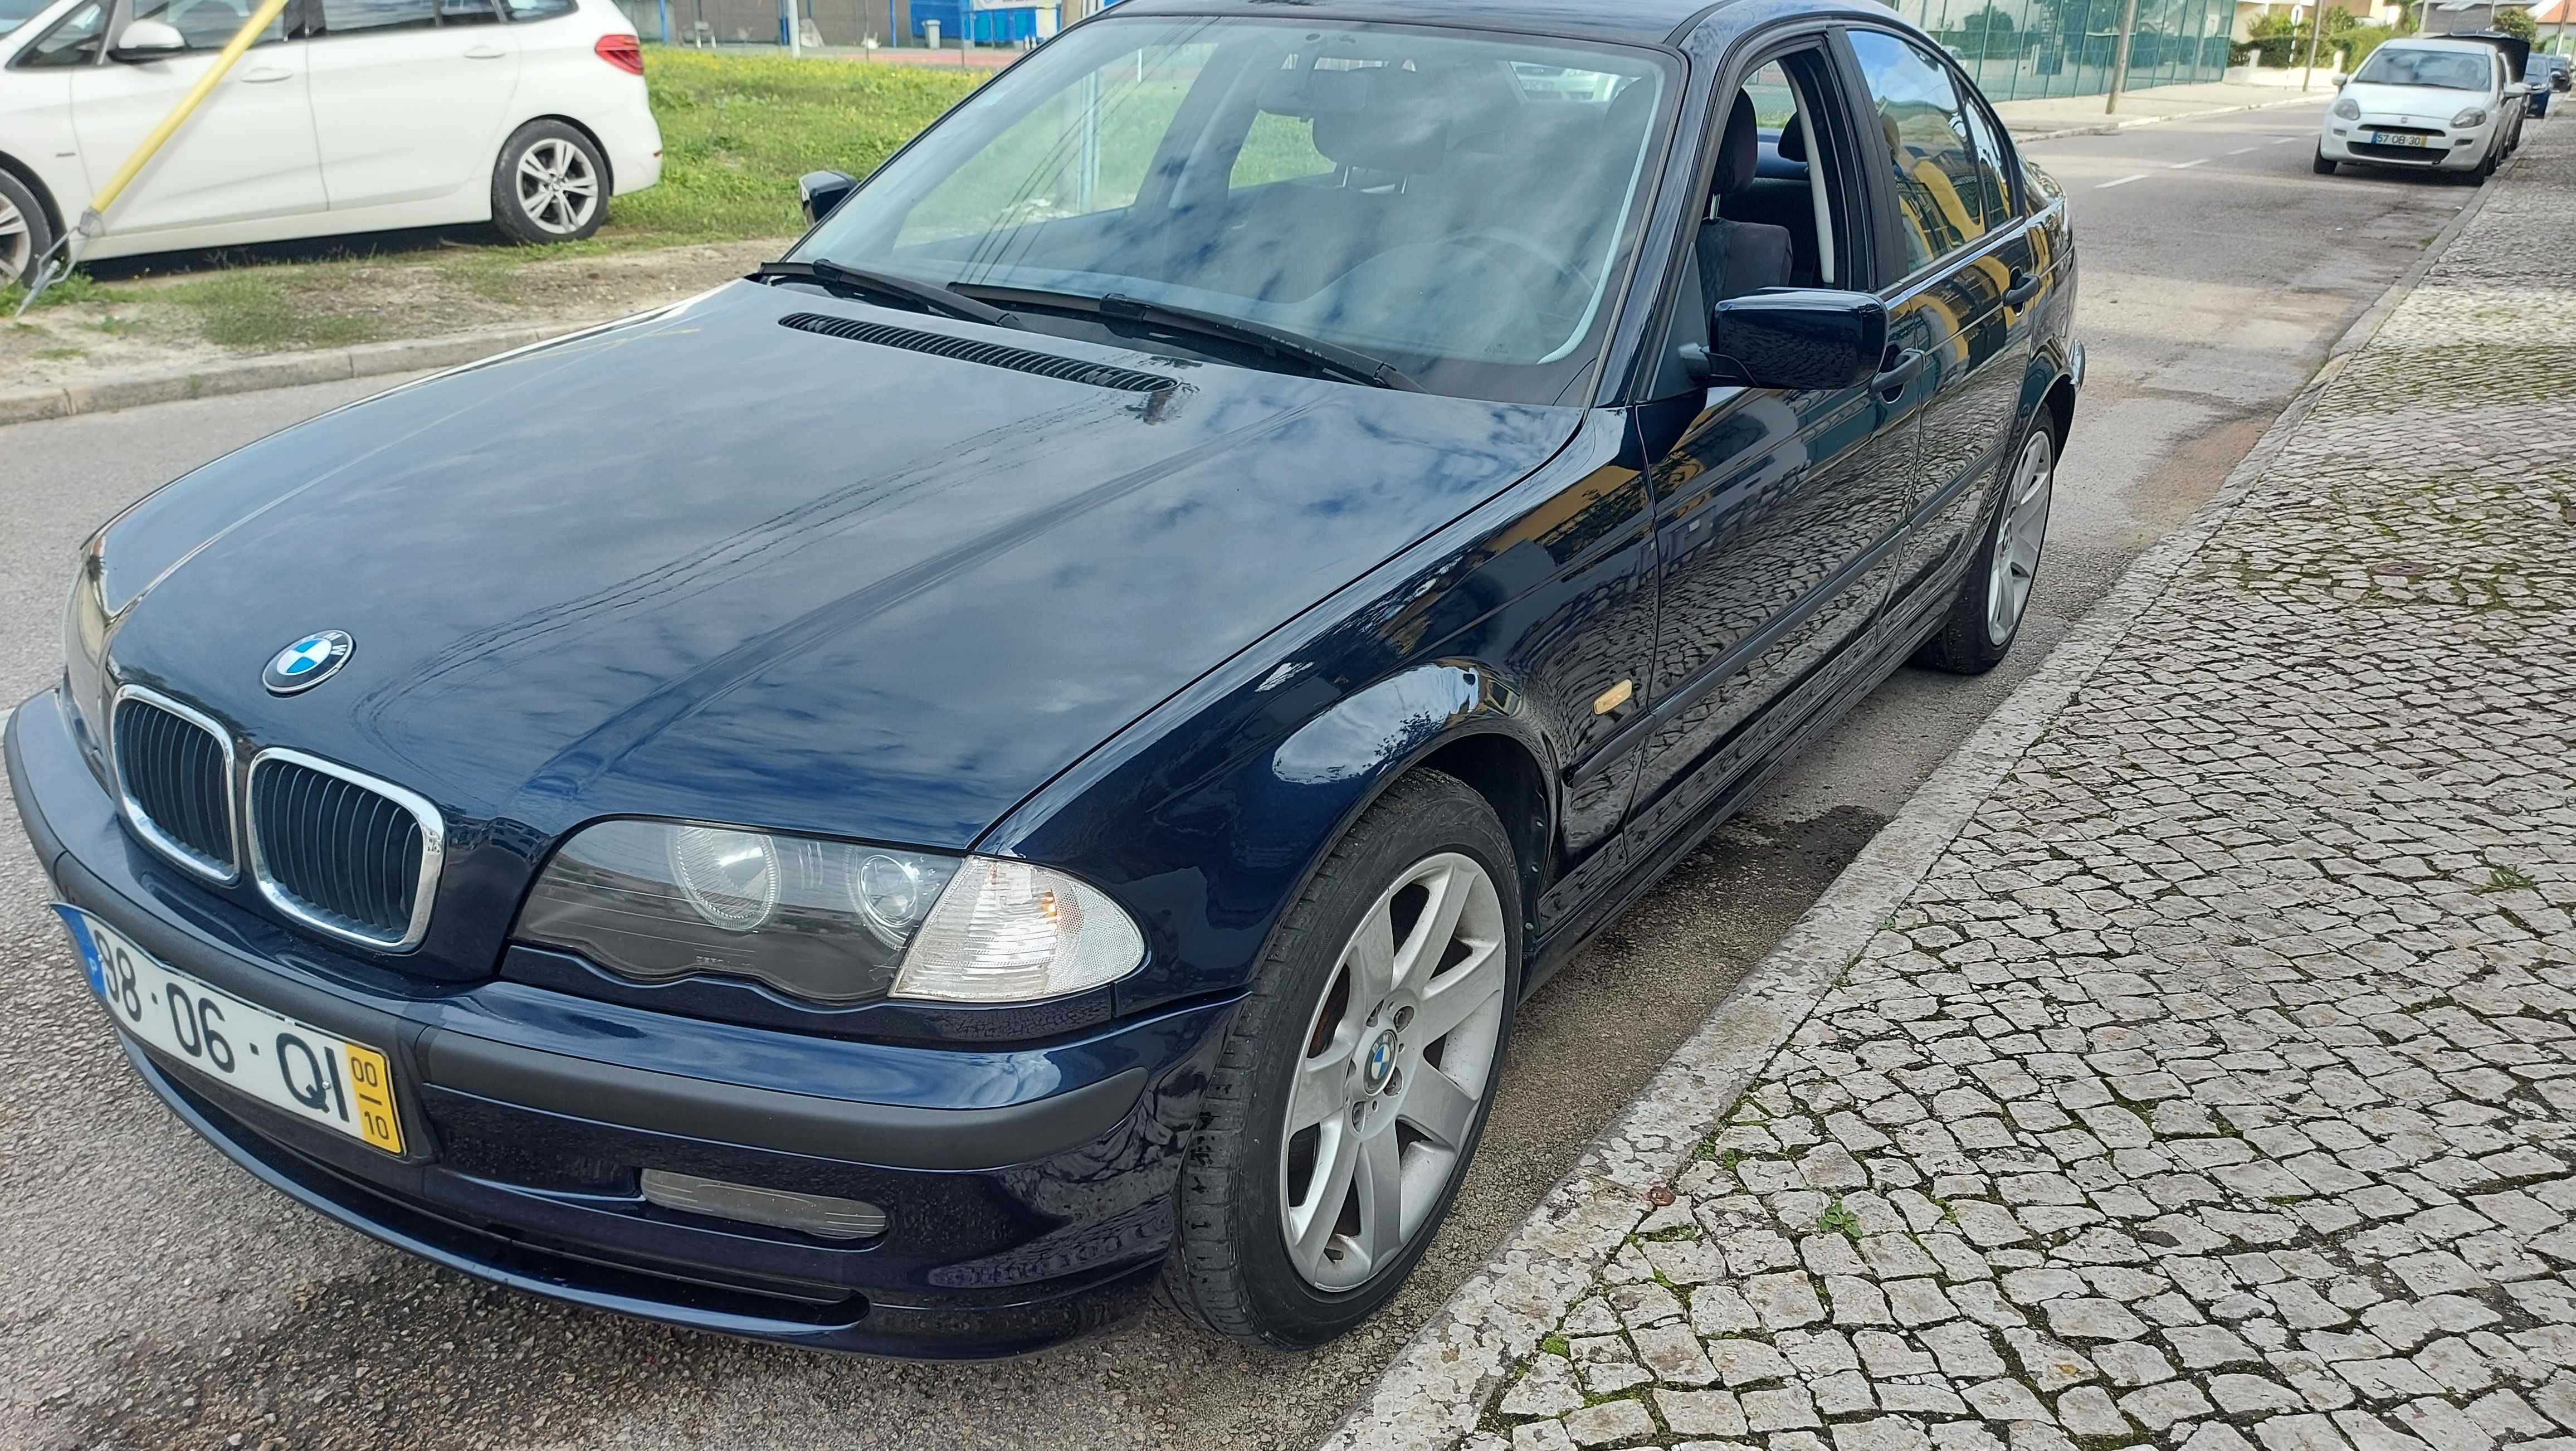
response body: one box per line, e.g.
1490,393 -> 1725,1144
1890,0 -> 2233,101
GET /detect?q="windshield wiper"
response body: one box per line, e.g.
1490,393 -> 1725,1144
955,284 -> 1423,392
752,258 -> 1021,330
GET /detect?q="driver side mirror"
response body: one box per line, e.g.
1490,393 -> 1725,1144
109,18 -> 187,62
2505,82 -> 2530,97
1684,288 -> 1889,392
798,169 -> 858,226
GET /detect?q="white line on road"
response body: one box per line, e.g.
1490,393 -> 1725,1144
2271,136 -> 2303,144
2170,158 -> 2210,169
2098,173 -> 2149,189
2228,145 -> 2263,154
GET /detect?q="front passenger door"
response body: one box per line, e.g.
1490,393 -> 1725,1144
1846,28 -> 2038,606
1625,43 -> 1928,855
67,0 -> 325,234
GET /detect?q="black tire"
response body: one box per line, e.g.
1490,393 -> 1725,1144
0,169 -> 55,290
2312,148 -> 2337,174
1914,416 -> 2057,675
491,120 -> 608,245
1161,770 -> 1520,1348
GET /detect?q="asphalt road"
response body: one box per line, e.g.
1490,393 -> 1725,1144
0,97 -> 2484,1451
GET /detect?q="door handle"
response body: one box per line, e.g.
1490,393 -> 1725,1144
238,65 -> 292,82
1871,347 -> 1929,401
2003,268 -> 2043,307
463,43 -> 506,58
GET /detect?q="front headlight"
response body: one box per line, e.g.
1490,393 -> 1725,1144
61,549 -> 111,759
515,820 -> 1144,1006
2452,106 -> 2487,127
2333,97 -> 2362,119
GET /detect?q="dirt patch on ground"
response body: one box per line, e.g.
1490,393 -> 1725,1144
1,237 -> 787,395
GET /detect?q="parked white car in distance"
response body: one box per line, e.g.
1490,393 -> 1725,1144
2315,37 -> 2526,181
0,0 -> 660,284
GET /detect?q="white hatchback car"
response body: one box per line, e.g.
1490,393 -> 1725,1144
0,0 -> 660,284
2315,37 -> 2525,181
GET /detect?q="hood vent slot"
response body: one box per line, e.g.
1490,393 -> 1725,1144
778,312 -> 1177,395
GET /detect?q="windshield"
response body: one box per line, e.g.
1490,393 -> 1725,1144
2353,47 -> 2493,90
795,16 -> 1674,405
0,0 -> 57,32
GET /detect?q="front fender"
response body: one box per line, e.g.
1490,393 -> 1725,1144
992,659 -> 1555,1021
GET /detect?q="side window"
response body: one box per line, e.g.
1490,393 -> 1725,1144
316,0 -> 437,34
499,0 -> 572,19
1955,94 -> 2018,230
130,0 -> 287,47
437,0 -> 501,24
1848,28 -> 1990,274
12,0 -> 105,65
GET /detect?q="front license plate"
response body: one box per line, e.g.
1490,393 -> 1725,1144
2370,131 -> 2429,148
55,905 -> 405,1154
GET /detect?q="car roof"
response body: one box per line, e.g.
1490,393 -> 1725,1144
2373,37 -> 2497,53
1098,0 -> 1732,48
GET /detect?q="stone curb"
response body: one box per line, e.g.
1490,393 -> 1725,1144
2011,90 -> 2328,144
1318,125 -> 2505,1451
0,320 -> 602,429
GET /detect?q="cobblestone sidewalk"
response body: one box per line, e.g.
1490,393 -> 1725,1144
1399,117 -> 2576,1451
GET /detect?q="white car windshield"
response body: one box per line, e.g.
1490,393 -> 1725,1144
2353,47 -> 2492,91
0,0 -> 56,32
795,16 -> 1674,405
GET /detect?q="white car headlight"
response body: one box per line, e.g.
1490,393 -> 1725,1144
516,820 -> 1144,1005
2333,97 -> 2362,119
2452,106 -> 2487,127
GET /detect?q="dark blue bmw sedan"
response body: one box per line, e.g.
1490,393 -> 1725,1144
7,0 -> 2078,1357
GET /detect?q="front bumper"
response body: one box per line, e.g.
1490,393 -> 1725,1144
7,689 -> 1232,1357
2320,116 -> 2494,169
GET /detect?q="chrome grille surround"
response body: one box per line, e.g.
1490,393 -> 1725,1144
109,684 -> 240,885
246,747 -> 445,952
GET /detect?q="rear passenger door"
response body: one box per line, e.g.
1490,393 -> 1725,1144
1843,27 -> 2039,604
303,0 -> 520,211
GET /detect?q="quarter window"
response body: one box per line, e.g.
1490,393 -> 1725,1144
12,0 -> 104,64
1956,92 -> 2017,230
1848,28 -> 1990,272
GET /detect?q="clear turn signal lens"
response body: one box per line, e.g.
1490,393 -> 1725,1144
893,858 -> 1145,1003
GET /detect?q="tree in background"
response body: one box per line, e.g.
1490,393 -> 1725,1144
2494,6 -> 2538,40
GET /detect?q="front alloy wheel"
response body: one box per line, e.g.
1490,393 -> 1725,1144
491,121 -> 608,245
1163,770 -> 1519,1347
1280,852 -> 1507,1291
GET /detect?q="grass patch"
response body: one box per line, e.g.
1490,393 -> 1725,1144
1539,1333 -> 1570,1357
2482,864 -> 2538,892
35,345 -> 85,360
0,270 -> 140,314
86,315 -> 149,336
162,274 -> 382,350
1817,1199 -> 1863,1241
609,48 -> 987,244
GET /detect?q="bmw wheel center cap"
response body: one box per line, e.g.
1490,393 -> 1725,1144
264,630 -> 354,695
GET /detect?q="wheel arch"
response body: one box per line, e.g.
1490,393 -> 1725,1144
0,148 -> 64,238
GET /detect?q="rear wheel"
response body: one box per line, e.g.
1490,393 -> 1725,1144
1162,770 -> 1518,1347
1914,420 -> 2056,675
2312,147 -> 2337,174
0,171 -> 52,289
491,121 -> 607,245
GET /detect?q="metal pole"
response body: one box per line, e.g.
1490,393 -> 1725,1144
2105,0 -> 2141,111
2302,1 -> 2325,90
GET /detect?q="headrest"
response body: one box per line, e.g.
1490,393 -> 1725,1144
1778,112 -> 1807,163
1715,91 -> 1760,194
1313,66 -> 1455,176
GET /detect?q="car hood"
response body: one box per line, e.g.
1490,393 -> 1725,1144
97,282 -> 1579,851
2341,81 -> 2490,120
